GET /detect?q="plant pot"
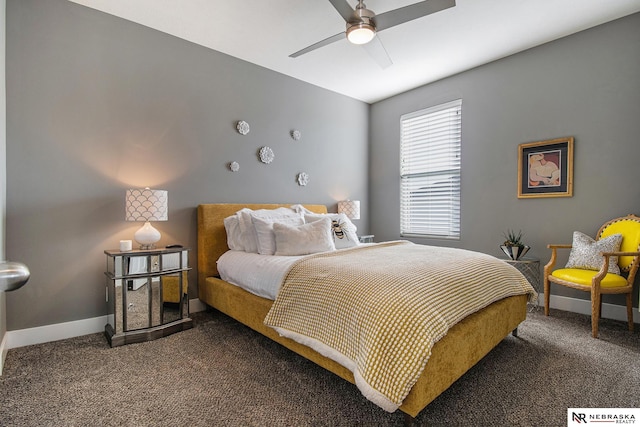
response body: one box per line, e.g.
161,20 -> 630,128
500,245 -> 530,260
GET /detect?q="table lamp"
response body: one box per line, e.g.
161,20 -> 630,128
338,200 -> 360,220
125,187 -> 168,249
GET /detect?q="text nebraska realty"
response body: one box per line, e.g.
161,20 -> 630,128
574,413 -> 636,424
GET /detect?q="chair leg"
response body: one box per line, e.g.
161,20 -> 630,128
626,293 -> 634,332
591,292 -> 600,338
544,276 -> 550,316
599,298 -> 603,317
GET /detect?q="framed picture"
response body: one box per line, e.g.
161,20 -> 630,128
518,136 -> 574,198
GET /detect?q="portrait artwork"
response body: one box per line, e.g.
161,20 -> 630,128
518,137 -> 574,198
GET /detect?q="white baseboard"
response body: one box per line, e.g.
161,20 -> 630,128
189,298 -> 207,313
7,315 -> 109,350
539,293 -> 640,323
2,296 -> 637,352
0,331 -> 8,375
5,298 -> 207,351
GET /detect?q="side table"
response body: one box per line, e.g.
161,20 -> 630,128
358,235 -> 375,243
104,246 -> 193,347
502,257 -> 541,310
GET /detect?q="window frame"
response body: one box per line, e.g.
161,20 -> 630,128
400,99 -> 462,240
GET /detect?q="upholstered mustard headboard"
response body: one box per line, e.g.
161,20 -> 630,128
197,204 -> 328,288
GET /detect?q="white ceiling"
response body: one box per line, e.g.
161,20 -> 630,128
68,0 -> 640,104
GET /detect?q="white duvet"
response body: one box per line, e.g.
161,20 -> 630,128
216,250 -> 304,300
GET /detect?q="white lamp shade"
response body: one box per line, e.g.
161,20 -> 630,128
126,188 -> 168,249
338,200 -> 361,220
125,188 -> 168,222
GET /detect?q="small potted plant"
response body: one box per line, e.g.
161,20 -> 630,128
500,229 -> 530,260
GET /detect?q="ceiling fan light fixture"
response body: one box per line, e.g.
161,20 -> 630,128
346,22 -> 376,45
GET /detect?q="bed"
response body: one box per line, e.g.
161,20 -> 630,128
197,203 -> 533,421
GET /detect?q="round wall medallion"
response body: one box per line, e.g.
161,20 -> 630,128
229,161 -> 240,172
297,172 -> 309,186
291,130 -> 302,141
236,120 -> 250,135
259,146 -> 275,164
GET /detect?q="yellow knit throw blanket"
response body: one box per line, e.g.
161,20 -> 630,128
264,241 -> 536,412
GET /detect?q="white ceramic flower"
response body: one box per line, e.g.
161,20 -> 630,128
229,161 -> 240,172
297,172 -> 309,186
236,120 -> 250,135
259,146 -> 275,164
291,130 -> 301,141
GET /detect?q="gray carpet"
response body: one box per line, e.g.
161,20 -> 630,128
1,307 -> 639,427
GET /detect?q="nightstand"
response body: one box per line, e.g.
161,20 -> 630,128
104,247 -> 193,347
502,257 -> 541,309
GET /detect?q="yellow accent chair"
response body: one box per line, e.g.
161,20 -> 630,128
544,214 -> 640,338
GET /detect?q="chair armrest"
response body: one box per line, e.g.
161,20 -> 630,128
547,244 -> 572,249
592,251 -> 640,284
544,244 -> 572,274
601,251 -> 640,257
594,251 -> 640,283
594,253 -> 614,282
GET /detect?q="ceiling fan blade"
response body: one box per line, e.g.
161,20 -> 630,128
374,0 -> 456,31
362,36 -> 393,69
327,0 -> 355,23
289,32 -> 346,58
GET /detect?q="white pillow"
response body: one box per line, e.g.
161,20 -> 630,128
223,215 -> 244,251
237,208 -> 259,253
274,217 -> 336,256
305,213 -> 360,249
252,213 -> 304,255
291,204 -> 315,215
236,207 -> 301,254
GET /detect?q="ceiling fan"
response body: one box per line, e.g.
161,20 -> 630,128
290,0 -> 456,68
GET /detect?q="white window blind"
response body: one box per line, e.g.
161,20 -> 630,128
400,99 -> 461,239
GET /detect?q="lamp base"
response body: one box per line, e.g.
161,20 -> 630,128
134,221 -> 161,250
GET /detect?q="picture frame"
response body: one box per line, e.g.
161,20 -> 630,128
517,136 -> 574,198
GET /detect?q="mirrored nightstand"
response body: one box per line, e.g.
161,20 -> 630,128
104,247 -> 193,347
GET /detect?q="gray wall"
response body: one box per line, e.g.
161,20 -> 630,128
370,13 -> 640,307
5,0 -> 369,330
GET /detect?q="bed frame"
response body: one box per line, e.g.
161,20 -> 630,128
197,203 -> 528,421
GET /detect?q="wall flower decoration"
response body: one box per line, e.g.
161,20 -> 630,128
297,172 -> 309,186
229,161 -> 240,172
236,120 -> 250,135
259,146 -> 275,164
291,130 -> 301,141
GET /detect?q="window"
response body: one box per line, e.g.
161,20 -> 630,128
400,99 -> 461,239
